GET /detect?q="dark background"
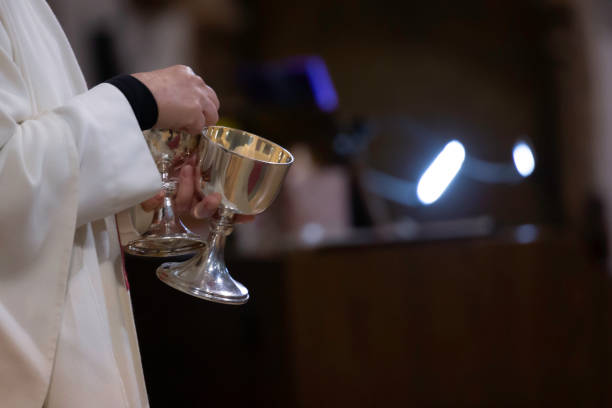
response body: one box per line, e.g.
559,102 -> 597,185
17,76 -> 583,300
52,0 -> 612,406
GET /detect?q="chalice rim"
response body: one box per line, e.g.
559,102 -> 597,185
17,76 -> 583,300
203,125 -> 295,166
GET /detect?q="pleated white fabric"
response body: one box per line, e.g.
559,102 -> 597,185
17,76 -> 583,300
0,1 -> 160,406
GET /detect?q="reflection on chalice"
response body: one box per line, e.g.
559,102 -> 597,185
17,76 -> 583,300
125,129 -> 206,257
156,126 -> 294,304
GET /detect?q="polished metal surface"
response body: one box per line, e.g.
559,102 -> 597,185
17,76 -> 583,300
157,207 -> 248,304
199,126 -> 294,214
157,126 -> 294,304
125,129 -> 205,257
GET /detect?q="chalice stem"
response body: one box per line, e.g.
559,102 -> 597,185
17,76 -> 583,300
156,205 -> 248,304
203,207 -> 235,273
149,194 -> 178,233
124,129 -> 205,257
147,160 -> 187,235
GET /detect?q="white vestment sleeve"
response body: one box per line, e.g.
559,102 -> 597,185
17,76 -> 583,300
0,16 -> 159,407
66,83 -> 161,227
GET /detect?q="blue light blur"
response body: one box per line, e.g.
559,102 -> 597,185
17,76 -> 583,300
416,140 -> 466,205
304,56 -> 338,112
512,141 -> 535,177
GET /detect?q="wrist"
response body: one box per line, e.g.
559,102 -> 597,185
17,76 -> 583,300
105,74 -> 159,130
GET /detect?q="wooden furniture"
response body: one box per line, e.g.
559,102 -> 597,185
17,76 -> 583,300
126,234 -> 610,407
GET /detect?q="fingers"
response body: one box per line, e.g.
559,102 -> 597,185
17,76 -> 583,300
195,85 -> 219,127
191,72 -> 219,127
206,85 -> 220,110
201,83 -> 220,125
175,165 -> 194,212
180,83 -> 218,134
191,163 -> 204,200
202,98 -> 219,126
141,191 -> 163,212
182,113 -> 206,136
182,188 -> 255,224
190,195 -> 255,224
135,65 -> 220,134
192,193 -> 221,219
192,73 -> 220,110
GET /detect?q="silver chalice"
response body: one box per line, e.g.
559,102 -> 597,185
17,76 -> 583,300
124,129 -> 206,257
156,126 -> 294,304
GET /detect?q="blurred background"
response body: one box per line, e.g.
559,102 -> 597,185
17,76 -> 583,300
50,0 -> 612,406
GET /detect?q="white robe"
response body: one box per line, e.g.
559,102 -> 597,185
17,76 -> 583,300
0,1 -> 160,406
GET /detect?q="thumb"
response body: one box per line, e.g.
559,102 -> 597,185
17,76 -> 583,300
192,193 -> 221,219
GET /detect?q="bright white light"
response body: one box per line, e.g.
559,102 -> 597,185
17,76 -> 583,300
416,140 -> 466,205
513,141 -> 535,177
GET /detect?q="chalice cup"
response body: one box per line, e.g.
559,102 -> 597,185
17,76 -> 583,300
156,126 -> 294,304
125,129 -> 206,257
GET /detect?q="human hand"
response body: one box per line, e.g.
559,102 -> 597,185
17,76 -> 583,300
132,65 -> 220,135
140,164 -> 255,223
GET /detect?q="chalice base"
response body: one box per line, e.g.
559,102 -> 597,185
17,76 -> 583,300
124,233 -> 205,257
156,250 -> 249,305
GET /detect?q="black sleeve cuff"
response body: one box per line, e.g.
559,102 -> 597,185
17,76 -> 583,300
105,74 -> 158,130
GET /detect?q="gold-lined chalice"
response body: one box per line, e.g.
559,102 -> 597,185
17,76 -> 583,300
156,126 -> 294,304
125,129 -> 206,257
